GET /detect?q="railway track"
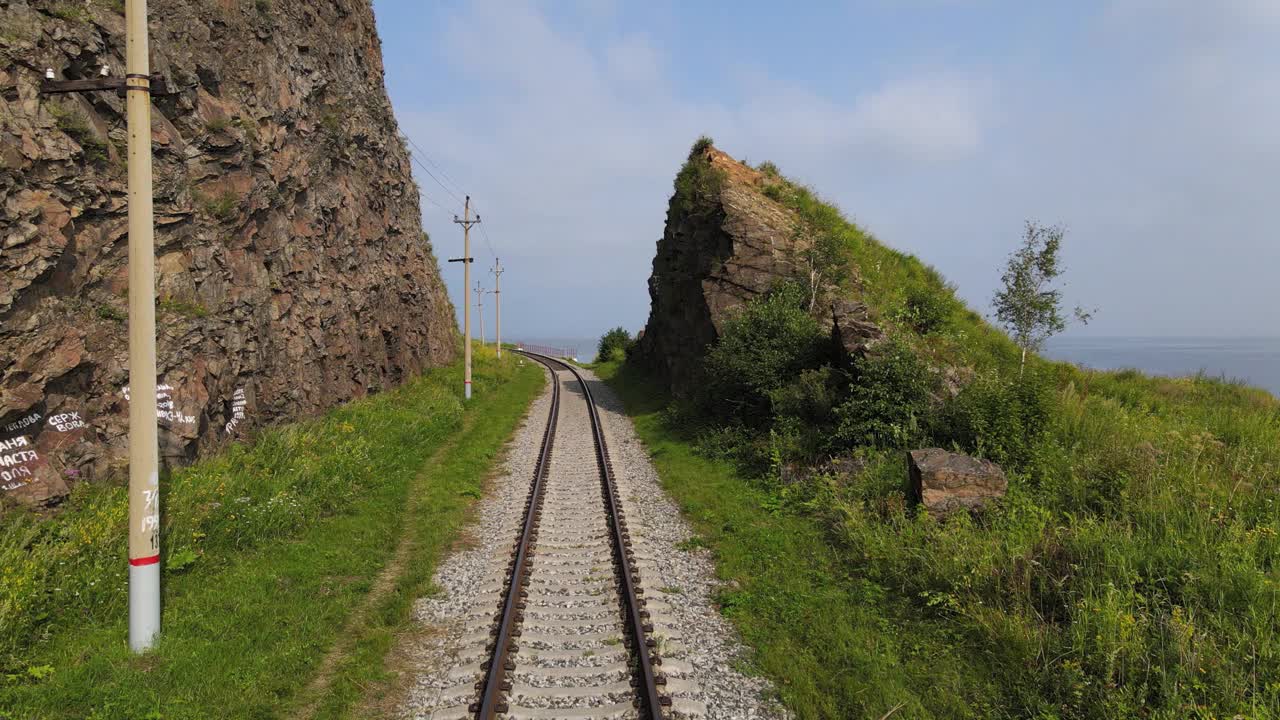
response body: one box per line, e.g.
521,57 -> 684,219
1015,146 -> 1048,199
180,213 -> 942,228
463,351 -> 670,719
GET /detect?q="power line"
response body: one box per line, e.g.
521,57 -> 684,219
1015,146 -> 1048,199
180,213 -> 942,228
408,152 -> 465,212
404,134 -> 467,200
403,138 -> 466,210
418,189 -> 452,213
400,135 -> 499,262
472,204 -> 498,260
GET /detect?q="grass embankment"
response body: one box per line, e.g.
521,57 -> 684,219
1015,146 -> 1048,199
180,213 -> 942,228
597,143 -> 1280,719
601,359 -> 1280,719
0,345 -> 543,719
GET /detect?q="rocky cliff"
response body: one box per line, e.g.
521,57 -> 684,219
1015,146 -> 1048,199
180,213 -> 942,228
0,0 -> 456,505
638,143 -> 881,394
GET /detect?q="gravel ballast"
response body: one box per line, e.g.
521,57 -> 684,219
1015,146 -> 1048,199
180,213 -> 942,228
400,362 -> 786,719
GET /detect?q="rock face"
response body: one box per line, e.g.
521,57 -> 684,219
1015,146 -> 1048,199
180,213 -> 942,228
0,0 -> 456,505
907,448 -> 1007,515
637,144 -> 880,394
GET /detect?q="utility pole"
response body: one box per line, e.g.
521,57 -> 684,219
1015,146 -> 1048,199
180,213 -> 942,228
475,281 -> 486,347
40,0 -> 165,655
491,259 -> 504,359
123,0 -> 161,653
449,197 -> 479,400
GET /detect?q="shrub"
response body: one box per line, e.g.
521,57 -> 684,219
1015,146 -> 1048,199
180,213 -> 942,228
770,366 -> 842,428
699,283 -> 828,426
689,134 -> 714,159
831,338 -> 935,449
95,304 -> 125,323
596,327 -> 632,363
903,285 -> 955,334
320,111 -> 342,138
196,190 -> 239,220
675,137 -> 727,213
934,367 -> 1056,470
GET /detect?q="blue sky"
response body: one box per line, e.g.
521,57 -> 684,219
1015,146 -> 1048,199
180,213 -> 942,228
372,0 -> 1280,343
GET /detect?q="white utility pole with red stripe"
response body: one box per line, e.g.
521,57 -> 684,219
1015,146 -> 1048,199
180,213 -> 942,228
125,0 -> 161,652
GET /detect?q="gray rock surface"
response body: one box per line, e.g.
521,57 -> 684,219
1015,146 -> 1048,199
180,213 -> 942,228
636,145 -> 880,395
908,448 -> 1007,515
0,0 -> 455,504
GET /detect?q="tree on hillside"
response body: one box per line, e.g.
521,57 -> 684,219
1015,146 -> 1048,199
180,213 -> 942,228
993,221 -> 1093,376
797,228 -> 850,312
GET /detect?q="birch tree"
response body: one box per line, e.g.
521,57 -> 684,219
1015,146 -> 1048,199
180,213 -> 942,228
993,222 -> 1092,375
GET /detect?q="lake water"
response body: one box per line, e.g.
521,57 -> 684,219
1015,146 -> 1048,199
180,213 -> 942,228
1045,337 -> 1280,397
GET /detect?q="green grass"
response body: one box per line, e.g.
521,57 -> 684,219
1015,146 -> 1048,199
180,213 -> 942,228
95,304 -> 126,323
46,4 -> 90,23
598,360 -> 996,718
612,142 -> 1280,719
752,160 -> 1019,374
194,189 -> 240,221
0,344 -> 543,719
48,103 -> 109,165
157,297 -> 209,319
600,352 -> 1280,719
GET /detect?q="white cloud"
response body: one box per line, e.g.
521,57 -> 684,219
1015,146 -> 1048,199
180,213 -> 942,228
395,0 -> 992,338
386,0 -> 1278,340
845,73 -> 987,158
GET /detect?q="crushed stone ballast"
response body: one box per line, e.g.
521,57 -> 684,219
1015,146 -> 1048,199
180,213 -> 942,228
405,357 -> 784,720
471,351 -> 669,719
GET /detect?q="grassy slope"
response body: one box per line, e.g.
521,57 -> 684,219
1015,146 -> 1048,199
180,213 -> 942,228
603,354 -> 1280,719
610,150 -> 1280,719
0,345 -> 543,719
598,360 -> 998,719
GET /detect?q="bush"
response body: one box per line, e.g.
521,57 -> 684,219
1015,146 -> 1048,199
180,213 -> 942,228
699,284 -> 829,426
831,338 -> 935,449
934,367 -> 1056,469
770,366 -> 842,428
597,327 -> 632,363
673,139 -> 727,218
689,134 -> 714,158
903,285 -> 955,334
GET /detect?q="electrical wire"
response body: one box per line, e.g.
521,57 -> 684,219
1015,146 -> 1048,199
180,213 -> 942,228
403,140 -> 466,210
404,134 -> 468,201
401,135 -> 500,264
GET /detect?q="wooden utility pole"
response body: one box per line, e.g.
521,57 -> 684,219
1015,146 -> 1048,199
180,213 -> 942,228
124,0 -> 161,653
475,281 -> 486,347
40,0 -> 166,655
450,197 -> 479,400
491,259 -> 503,358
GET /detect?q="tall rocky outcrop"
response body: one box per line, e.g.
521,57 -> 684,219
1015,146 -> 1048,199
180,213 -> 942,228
638,144 -> 881,394
0,0 -> 456,505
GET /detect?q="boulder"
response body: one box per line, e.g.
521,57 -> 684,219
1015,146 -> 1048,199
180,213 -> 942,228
908,448 -> 1007,515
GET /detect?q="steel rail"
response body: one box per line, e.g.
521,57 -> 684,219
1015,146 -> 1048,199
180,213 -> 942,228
520,351 -> 668,719
471,352 -> 560,718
